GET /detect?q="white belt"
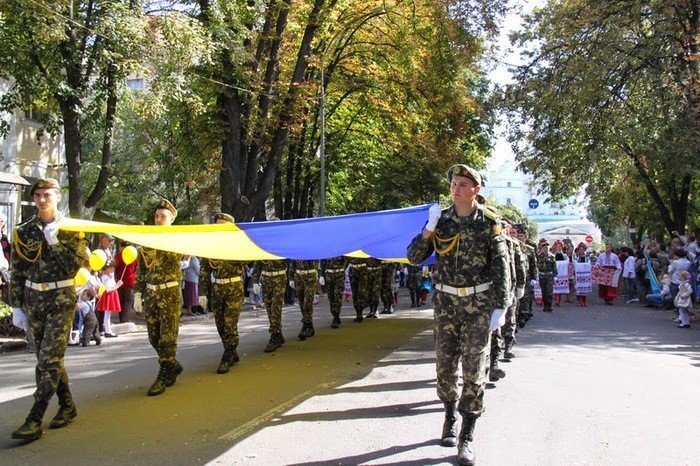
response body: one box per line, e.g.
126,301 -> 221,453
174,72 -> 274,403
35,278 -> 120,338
325,268 -> 345,273
25,279 -> 75,292
262,270 -> 286,277
295,269 -> 316,275
366,266 -> 381,271
146,281 -> 179,291
352,264 -> 366,268
435,282 -> 491,297
213,277 -> 242,285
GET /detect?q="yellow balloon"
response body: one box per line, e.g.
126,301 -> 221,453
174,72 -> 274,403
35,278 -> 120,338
89,250 -> 108,270
75,268 -> 91,286
122,245 -> 138,265
98,284 -> 106,296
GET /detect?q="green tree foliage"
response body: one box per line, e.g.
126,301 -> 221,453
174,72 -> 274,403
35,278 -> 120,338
504,0 -> 700,237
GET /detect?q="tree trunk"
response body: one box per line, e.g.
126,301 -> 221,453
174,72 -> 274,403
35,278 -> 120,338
58,96 -> 85,218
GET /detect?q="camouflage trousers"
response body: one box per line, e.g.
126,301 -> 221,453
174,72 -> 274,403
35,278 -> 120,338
212,282 -> 244,351
144,287 -> 183,364
324,272 -> 345,315
295,271 -> 317,325
350,268 -> 368,313
540,275 -> 554,309
502,298 -> 518,344
367,268 -> 382,308
433,291 -> 491,416
381,269 -> 394,307
24,287 -> 76,404
489,328 -> 503,362
519,284 -> 534,316
262,274 -> 286,333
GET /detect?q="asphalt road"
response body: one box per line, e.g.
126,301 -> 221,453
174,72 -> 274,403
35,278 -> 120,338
0,291 -> 697,465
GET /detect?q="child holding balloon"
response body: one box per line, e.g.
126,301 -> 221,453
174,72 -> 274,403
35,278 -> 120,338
96,262 -> 122,337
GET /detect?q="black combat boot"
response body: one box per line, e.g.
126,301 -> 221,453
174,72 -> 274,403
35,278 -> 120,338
217,347 -> 240,374
440,402 -> 458,447
353,310 -> 364,323
503,340 -> 515,360
298,323 -> 315,340
166,360 -> 184,387
381,305 -> 394,314
147,364 -> 170,396
12,399 -> 49,440
366,305 -> 378,318
488,359 -> 505,382
457,415 -> 478,466
48,384 -> 77,429
330,313 -> 341,328
264,332 -> 284,352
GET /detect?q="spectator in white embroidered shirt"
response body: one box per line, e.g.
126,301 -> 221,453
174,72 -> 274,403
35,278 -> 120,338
622,247 -> 638,304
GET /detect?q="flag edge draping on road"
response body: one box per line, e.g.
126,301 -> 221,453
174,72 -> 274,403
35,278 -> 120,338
58,204 -> 434,262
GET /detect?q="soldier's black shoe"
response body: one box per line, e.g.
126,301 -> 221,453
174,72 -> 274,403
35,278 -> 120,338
366,306 -> 378,318
440,402 -> 458,447
331,314 -> 341,328
264,332 -> 284,353
217,349 -> 239,374
353,312 -> 364,323
298,324 -> 315,340
147,365 -> 169,396
380,305 -> 393,314
48,404 -> 77,429
457,415 -> 477,466
503,346 -> 515,360
488,361 -> 505,382
11,421 -> 43,441
166,360 -> 183,387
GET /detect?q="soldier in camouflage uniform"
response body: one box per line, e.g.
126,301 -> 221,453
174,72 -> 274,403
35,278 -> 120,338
254,259 -> 288,352
10,179 -> 88,441
349,258 -> 369,322
365,257 -> 383,318
321,256 -> 347,328
138,199 -> 185,396
516,225 -> 538,327
408,165 -> 508,466
292,259 -> 318,340
502,223 -> 527,361
406,264 -> 422,307
380,262 -> 396,314
199,213 -> 247,374
536,238 -> 557,312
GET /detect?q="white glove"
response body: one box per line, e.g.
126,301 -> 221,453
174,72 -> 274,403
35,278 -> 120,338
425,204 -> 441,232
319,276 -> 325,286
530,279 -> 538,287
516,287 -> 524,299
289,280 -> 295,289
253,283 -> 261,295
489,309 -> 506,331
12,308 -> 26,329
43,222 -> 59,246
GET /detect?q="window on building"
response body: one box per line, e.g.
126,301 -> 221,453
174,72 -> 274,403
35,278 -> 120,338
126,78 -> 145,91
506,198 -> 512,205
506,182 -> 511,187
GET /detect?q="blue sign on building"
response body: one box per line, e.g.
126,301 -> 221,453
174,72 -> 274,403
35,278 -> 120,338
528,199 -> 539,209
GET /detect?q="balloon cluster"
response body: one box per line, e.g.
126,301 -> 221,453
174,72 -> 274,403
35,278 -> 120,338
74,243 -> 138,292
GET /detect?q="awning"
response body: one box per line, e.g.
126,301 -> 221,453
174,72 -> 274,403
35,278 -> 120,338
0,172 -> 29,186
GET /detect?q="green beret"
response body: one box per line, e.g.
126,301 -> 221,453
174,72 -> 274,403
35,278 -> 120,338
447,164 -> 482,186
29,178 -> 60,196
154,198 -> 177,219
213,212 -> 235,224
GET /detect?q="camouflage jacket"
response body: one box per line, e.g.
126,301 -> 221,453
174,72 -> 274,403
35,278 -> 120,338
136,247 -> 183,292
321,256 -> 347,277
366,257 -> 382,270
524,242 -> 538,282
407,204 -> 509,309
536,251 -> 557,277
199,258 -> 247,297
252,259 -> 287,282
11,215 -> 88,308
510,238 -> 527,290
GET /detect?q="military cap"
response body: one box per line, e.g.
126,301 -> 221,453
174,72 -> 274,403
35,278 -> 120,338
29,178 -> 60,196
212,212 -> 235,224
154,198 -> 177,219
538,238 -> 550,246
447,164 -> 482,186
